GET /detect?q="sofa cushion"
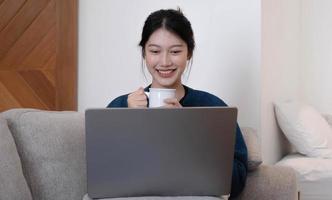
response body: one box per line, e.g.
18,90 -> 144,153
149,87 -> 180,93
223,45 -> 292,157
2,109 -> 86,200
0,115 -> 32,200
240,127 -> 262,171
275,101 -> 332,158
233,165 -> 298,200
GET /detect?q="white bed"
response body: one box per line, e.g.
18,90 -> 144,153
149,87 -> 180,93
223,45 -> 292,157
277,154 -> 332,200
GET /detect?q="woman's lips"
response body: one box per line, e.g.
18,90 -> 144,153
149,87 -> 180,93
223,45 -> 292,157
157,69 -> 176,78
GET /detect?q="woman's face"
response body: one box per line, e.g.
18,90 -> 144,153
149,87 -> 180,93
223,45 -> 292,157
144,28 -> 189,88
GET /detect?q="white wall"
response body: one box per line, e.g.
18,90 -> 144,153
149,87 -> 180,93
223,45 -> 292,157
300,0 -> 332,115
261,0 -> 302,164
261,0 -> 332,164
78,0 -> 261,129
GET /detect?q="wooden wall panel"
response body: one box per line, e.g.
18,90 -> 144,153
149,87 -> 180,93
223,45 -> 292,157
22,25 -> 56,68
19,70 -> 55,108
0,71 -> 47,109
56,0 -> 77,110
0,82 -> 21,111
0,0 -> 26,31
0,0 -> 55,69
0,0 -> 77,112
0,0 -> 49,60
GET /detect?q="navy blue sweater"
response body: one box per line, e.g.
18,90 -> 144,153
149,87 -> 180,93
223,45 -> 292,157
107,85 -> 248,198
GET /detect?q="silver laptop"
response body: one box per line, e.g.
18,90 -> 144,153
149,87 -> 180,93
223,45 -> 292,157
86,107 -> 237,199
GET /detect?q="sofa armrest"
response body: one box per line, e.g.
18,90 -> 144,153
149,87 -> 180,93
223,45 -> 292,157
234,165 -> 298,200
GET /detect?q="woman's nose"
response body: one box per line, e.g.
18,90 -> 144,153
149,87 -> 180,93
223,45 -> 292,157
160,53 -> 172,66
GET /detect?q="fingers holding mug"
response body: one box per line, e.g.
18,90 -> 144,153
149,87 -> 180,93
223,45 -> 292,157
163,98 -> 182,108
127,87 -> 148,108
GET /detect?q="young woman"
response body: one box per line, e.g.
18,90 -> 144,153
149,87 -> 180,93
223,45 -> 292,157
107,9 -> 248,198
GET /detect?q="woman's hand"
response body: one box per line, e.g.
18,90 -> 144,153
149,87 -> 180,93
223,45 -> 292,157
163,98 -> 182,108
127,87 -> 148,108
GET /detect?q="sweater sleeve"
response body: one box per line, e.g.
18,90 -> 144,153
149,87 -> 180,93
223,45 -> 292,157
106,95 -> 128,108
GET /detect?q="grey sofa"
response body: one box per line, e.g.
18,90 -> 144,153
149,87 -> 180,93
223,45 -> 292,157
0,109 -> 298,200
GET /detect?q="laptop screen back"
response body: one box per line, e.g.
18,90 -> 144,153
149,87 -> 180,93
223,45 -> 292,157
86,107 -> 237,199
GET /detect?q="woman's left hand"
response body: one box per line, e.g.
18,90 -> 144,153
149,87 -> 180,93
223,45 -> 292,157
163,98 -> 182,108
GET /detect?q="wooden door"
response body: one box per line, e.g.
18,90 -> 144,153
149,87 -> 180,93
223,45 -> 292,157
0,0 -> 77,111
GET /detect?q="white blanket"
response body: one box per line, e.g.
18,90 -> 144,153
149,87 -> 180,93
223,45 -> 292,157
277,153 -> 332,200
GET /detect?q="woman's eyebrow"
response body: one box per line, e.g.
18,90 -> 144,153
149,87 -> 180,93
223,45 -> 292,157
147,44 -> 184,48
170,44 -> 184,48
147,44 -> 160,47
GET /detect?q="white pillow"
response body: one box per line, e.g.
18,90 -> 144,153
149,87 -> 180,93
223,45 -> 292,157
274,101 -> 332,158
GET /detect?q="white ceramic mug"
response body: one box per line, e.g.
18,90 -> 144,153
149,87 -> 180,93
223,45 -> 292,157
144,88 -> 176,108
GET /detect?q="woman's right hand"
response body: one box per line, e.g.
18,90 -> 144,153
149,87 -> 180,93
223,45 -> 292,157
127,87 -> 148,108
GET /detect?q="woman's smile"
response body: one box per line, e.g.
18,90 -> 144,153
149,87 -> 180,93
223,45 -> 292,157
156,68 -> 177,78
